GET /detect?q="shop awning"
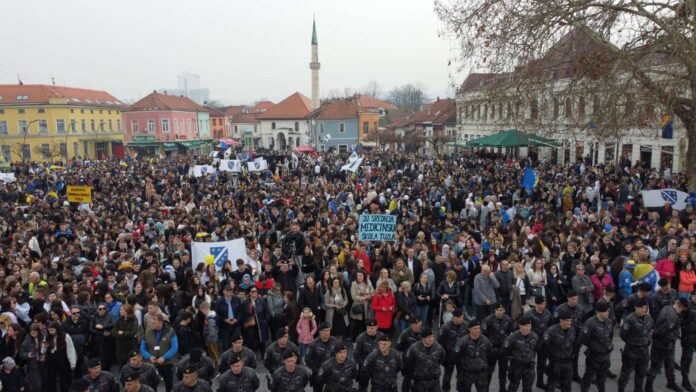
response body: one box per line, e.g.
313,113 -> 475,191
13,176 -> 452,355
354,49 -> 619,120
163,142 -> 178,151
466,129 -> 560,148
177,140 -> 210,148
127,142 -> 159,148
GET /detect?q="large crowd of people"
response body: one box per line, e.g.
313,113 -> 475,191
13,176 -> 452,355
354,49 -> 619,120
0,148 -> 694,392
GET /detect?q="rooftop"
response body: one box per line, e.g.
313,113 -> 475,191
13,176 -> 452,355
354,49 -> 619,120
0,84 -> 124,107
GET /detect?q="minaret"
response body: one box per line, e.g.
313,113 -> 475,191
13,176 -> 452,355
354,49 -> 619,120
309,17 -> 320,110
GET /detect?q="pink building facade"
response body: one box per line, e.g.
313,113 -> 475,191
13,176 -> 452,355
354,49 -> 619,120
123,111 -> 199,142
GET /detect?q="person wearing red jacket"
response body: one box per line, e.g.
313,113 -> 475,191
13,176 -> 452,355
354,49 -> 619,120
372,281 -> 395,334
353,243 -> 371,275
656,252 -> 678,286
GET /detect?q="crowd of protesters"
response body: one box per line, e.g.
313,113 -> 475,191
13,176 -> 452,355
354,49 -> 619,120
0,148 -> 694,392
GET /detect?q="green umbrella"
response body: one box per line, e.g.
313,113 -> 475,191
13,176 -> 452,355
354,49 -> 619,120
466,129 -> 559,148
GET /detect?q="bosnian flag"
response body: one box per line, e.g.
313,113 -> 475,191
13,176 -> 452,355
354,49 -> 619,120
641,189 -> 689,210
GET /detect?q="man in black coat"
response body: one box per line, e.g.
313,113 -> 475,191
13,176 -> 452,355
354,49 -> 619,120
214,285 -> 242,351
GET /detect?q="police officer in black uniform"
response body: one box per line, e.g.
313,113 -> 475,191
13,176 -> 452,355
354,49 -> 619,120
122,369 -> 156,392
483,302 -> 514,392
543,309 -> 575,392
363,335 -> 402,392
523,295 -> 552,389
645,298 -> 688,392
218,333 -> 257,373
306,322 -> 339,391
455,320 -> 493,392
504,316 -> 539,392
554,290 -> 585,383
437,308 -> 469,392
120,351 -> 161,391
80,358 -> 120,392
264,327 -> 299,374
269,351 -> 311,392
405,327 -> 444,392
175,349 -> 216,383
317,343 -> 358,392
172,365 -> 212,392
649,278 -> 678,318
355,319 -> 384,392
580,301 -> 614,392
217,353 -> 260,392
618,296 -> 653,392
397,316 -> 423,392
681,289 -> 696,392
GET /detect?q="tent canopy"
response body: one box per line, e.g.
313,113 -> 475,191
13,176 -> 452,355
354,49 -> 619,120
466,129 -> 560,148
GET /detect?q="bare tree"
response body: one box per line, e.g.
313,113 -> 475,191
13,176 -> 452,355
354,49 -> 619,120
437,0 -> 696,189
387,84 -> 428,112
361,81 -> 384,98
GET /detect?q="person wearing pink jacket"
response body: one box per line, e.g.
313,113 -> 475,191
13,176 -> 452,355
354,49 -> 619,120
296,307 -> 317,361
590,265 -> 615,301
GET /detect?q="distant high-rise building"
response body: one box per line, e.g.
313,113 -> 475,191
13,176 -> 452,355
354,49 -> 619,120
159,73 -> 210,104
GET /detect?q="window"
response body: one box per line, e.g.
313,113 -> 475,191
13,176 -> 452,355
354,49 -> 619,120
16,95 -> 28,100
363,121 -> 369,134
117,119 -> 121,131
147,120 -> 156,133
1,145 -> 10,163
491,104 -> 496,120
22,144 -> 30,160
578,96 -> 586,118
83,142 -> 89,156
41,144 -> 50,159
90,110 -> 94,114
108,120 -> 113,131
553,98 -> 559,119
271,122 -> 276,130
99,121 -> 104,131
0,121 -> 6,135
73,142 -> 79,157
234,125 -> 238,133
294,122 -> 299,132
80,109 -> 84,114
592,95 -> 600,115
624,97 -> 634,118
37,108 -> 45,113
564,97 -> 573,118
162,119 -> 170,133
339,123 -> 345,133
187,119 -> 192,131
56,119 -> 66,133
70,109 -> 74,113
70,119 -> 77,133
338,144 -> 348,153
17,109 -> 25,114
179,120 -> 184,132
18,120 -> 28,133
174,120 -> 179,133
59,143 -> 67,158
319,123 -> 324,133
0,109 -> 4,114
131,120 -> 138,132
91,119 -> 96,131
530,99 -> 539,120
38,120 -> 47,133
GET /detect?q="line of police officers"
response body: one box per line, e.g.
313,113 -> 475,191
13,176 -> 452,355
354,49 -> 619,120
69,283 -> 696,392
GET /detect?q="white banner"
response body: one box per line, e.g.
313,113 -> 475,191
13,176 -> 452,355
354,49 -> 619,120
247,159 -> 268,172
220,159 -> 243,172
0,173 -> 15,183
209,151 -> 219,158
642,189 -> 689,210
191,239 -> 249,271
192,165 -> 216,177
348,151 -> 359,162
341,157 -> 363,172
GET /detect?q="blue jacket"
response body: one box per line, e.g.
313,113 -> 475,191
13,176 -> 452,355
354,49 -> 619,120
214,296 -> 242,331
618,269 -> 634,300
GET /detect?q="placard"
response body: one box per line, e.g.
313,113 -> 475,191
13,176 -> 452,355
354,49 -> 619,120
358,214 -> 397,241
66,185 -> 92,203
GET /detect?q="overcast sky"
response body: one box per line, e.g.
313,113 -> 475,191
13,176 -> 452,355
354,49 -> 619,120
0,0 -> 459,105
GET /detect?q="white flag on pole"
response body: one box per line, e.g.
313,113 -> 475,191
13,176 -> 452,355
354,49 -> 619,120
247,159 -> 268,172
641,189 -> 689,210
192,165 -> 216,177
291,152 -> 299,169
220,159 -> 243,172
348,151 -> 359,163
341,157 -> 363,172
191,239 -> 249,271
223,148 -> 232,158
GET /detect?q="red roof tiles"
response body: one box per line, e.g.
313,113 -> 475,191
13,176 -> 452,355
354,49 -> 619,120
257,92 -> 311,120
0,84 -> 123,106
315,99 -> 359,120
126,91 -> 205,112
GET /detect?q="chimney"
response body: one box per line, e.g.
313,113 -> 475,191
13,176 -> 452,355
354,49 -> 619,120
153,90 -> 157,94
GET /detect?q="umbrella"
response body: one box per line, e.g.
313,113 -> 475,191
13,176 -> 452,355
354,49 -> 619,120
294,145 -> 317,153
466,129 -> 559,148
219,139 -> 243,148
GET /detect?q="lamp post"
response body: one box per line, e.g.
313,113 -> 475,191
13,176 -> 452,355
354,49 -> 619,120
21,119 -> 41,163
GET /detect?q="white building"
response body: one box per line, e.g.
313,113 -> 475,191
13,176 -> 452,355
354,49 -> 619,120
158,72 -> 210,105
257,92 -> 312,151
455,30 -> 686,173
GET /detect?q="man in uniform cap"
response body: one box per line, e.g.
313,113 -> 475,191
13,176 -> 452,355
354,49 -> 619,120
364,335 -> 402,392
317,343 -> 359,392
306,321 -> 339,391
218,332 -> 257,373
80,358 -> 119,392
649,277 -> 679,319
438,308 -> 469,392
680,289 -> 696,392
120,350 -> 161,390
355,319 -> 384,392
263,327 -> 298,374
580,301 -> 615,392
455,320 -> 493,392
404,327 -> 444,392
555,290 -> 586,383
397,316 -> 423,392
523,295 -> 552,389
269,351 -> 311,392
172,364 -> 212,392
504,316 -> 540,392
483,301 -> 514,391
217,353 -> 260,392
618,296 -> 653,392
175,348 -> 215,382
543,309 -> 576,392
645,298 -> 689,392
123,369 -> 156,392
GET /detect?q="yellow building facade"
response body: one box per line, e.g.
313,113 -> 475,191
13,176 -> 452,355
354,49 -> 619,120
0,84 -> 125,163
